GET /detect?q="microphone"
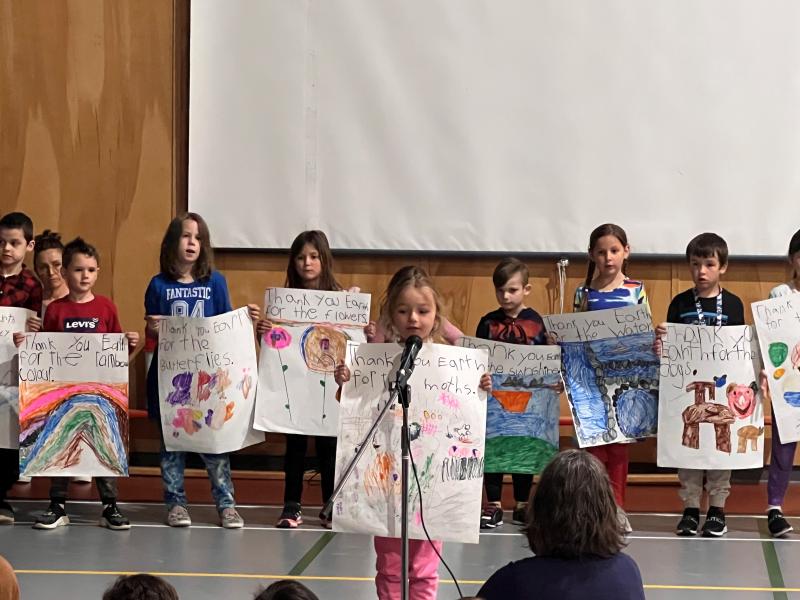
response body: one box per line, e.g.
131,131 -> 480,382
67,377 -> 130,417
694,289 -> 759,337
395,335 -> 423,386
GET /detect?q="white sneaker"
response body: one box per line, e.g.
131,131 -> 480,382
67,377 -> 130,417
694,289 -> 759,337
166,505 -> 191,527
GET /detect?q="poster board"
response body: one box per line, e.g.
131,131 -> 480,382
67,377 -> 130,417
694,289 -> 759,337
333,342 -> 488,544
0,308 -> 34,449
255,288 -> 370,437
18,332 -> 129,477
657,324 -> 763,469
158,308 -> 263,453
458,336 -> 560,473
544,306 -> 659,448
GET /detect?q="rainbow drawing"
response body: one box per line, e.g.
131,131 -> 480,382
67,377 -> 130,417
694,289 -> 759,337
18,381 -> 129,477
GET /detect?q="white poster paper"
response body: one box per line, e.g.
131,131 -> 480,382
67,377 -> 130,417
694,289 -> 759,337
333,342 -> 488,545
158,308 -> 263,453
752,296 -> 800,443
18,332 -> 129,477
657,324 -> 763,469
255,288 -> 370,437
543,306 -> 659,448
0,308 -> 34,449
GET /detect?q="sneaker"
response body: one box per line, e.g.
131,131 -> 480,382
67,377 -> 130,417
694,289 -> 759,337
100,503 -> 131,530
72,475 -> 92,484
617,507 -> 633,534
276,503 -> 303,528
166,505 -> 191,527
512,505 -> 527,525
319,510 -> 332,529
220,507 -> 244,529
768,509 -> 793,538
701,506 -> 727,537
0,501 -> 14,525
676,508 -> 700,536
33,502 -> 69,530
480,504 -> 504,529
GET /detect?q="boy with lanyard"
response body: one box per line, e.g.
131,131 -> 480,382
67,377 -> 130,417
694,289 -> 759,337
477,258 -> 549,528
0,212 -> 42,524
656,232 -> 744,537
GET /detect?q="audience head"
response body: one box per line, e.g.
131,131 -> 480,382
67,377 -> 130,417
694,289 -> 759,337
102,574 -> 179,600
254,579 -> 319,600
525,449 -> 625,559
0,555 -> 19,600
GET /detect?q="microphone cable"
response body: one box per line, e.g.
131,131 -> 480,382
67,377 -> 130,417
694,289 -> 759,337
409,448 -> 466,599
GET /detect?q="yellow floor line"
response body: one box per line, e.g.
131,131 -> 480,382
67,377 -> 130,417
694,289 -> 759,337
12,569 -> 800,592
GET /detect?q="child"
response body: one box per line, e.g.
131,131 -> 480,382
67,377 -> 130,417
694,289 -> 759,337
572,224 -> 648,531
24,237 -> 139,529
335,265 -> 491,600
478,258 -> 550,529
256,230 -> 349,529
0,212 -> 42,525
145,213 -> 258,529
656,232 -> 744,537
33,230 -> 69,312
761,228 -> 800,538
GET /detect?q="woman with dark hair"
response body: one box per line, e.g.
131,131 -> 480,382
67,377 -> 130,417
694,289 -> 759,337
478,449 -> 645,600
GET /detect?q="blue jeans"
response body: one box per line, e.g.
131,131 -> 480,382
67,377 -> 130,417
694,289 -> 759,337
160,446 -> 236,511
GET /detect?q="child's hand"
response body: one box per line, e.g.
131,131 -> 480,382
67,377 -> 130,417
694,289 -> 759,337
26,315 -> 42,332
555,379 -> 565,393
364,321 -> 377,341
13,332 -> 25,348
125,332 -> 140,352
655,323 -> 667,338
545,332 -> 558,345
256,318 -> 273,337
334,363 -> 351,386
145,315 -> 162,336
653,322 -> 667,356
247,304 -> 261,322
479,373 -> 492,392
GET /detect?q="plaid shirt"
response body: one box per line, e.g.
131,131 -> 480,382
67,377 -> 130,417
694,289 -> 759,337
0,265 -> 42,314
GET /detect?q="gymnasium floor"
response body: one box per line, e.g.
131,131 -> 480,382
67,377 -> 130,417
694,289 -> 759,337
0,501 -> 798,599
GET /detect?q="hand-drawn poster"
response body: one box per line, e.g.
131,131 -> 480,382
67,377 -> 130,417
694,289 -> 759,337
0,308 -> 34,449
255,288 -> 371,437
333,342 -> 488,544
458,336 -> 560,473
753,297 -> 800,443
544,305 -> 659,448
657,324 -> 763,469
158,307 -> 263,453
17,332 -> 129,477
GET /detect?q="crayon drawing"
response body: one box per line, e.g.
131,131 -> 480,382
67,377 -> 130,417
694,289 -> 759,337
753,296 -> 800,443
256,288 -> 370,437
560,333 -> 659,447
658,324 -> 763,470
333,342 -> 488,545
458,336 -> 560,473
19,381 -> 129,477
158,308 -> 263,453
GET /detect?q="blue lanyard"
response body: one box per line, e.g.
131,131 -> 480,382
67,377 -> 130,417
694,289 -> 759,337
693,288 -> 723,326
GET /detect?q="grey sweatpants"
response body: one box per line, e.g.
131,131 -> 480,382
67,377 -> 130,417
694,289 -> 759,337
677,468 -> 731,508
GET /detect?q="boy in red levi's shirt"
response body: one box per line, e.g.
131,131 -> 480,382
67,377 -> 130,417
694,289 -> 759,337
19,237 -> 139,530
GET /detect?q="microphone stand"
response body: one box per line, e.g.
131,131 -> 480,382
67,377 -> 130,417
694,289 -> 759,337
322,377 -> 414,600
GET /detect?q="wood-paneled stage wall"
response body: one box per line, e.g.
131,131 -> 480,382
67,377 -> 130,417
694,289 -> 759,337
1,0 -> 795,465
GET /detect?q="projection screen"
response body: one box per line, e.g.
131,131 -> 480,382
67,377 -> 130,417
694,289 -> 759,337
188,1 -> 800,255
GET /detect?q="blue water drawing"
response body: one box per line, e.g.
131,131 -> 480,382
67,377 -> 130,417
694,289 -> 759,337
562,331 -> 659,446
487,373 -> 560,446
784,392 -> 800,408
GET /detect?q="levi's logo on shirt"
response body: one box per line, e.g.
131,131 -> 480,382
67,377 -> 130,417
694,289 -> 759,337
64,317 -> 100,331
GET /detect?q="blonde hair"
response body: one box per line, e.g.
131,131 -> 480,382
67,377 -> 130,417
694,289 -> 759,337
379,266 -> 444,342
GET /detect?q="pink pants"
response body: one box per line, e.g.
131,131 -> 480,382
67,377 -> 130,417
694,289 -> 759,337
374,536 -> 442,600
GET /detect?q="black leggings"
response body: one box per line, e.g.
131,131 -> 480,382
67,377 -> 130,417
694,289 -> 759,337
0,449 -> 18,502
283,434 -> 337,506
484,472 -> 533,504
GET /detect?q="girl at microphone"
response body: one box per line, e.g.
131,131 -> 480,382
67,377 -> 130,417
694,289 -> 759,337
336,265 -> 491,600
